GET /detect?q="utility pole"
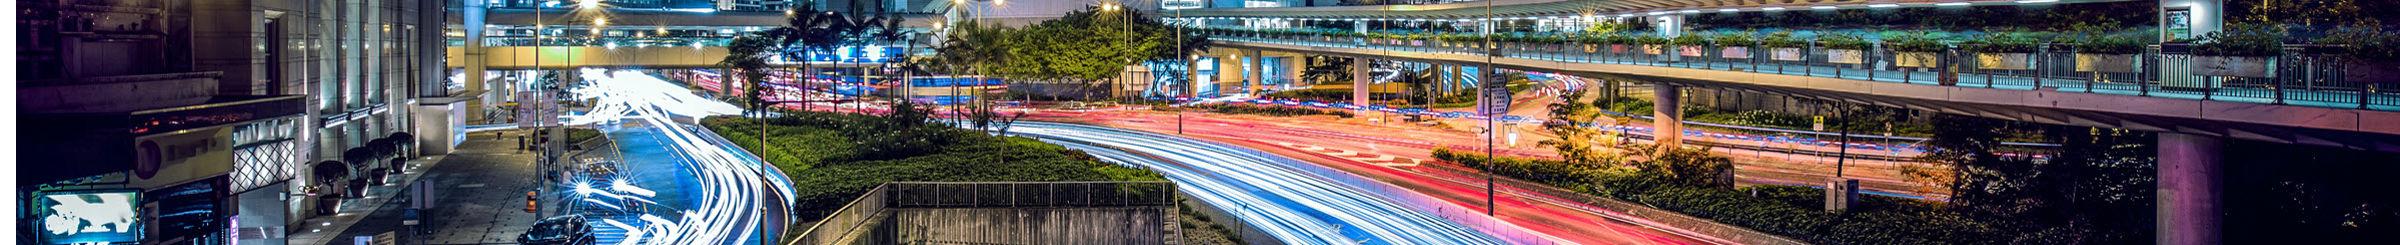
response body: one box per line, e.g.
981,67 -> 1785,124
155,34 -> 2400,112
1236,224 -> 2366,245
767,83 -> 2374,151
1480,0 -> 1496,216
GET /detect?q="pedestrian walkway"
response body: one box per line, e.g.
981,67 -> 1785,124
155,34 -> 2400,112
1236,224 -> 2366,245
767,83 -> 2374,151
288,131 -> 543,245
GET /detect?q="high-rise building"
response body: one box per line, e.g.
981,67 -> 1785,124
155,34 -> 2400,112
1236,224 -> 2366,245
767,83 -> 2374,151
16,0 -> 445,244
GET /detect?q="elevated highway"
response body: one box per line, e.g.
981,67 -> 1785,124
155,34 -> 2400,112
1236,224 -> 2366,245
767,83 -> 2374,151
1206,38 -> 2400,152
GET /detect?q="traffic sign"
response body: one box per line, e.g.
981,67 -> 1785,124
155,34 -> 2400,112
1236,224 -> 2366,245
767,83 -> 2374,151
1812,116 -> 1826,131
1476,77 -> 1510,116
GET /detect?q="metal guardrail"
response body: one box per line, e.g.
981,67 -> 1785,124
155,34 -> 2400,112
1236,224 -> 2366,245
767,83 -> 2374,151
1206,31 -> 2400,112
786,181 -> 1176,245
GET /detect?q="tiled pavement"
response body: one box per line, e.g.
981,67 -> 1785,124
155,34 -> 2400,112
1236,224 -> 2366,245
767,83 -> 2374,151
288,131 -> 546,245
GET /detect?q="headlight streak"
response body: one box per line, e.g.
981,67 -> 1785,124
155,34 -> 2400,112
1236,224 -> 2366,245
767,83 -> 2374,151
565,70 -> 796,245
1011,122 -> 1511,245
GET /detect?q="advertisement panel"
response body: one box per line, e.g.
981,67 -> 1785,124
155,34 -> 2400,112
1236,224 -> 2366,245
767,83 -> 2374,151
35,190 -> 144,244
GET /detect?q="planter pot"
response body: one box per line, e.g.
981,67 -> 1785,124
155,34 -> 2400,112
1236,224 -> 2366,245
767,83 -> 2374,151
2074,53 -> 2138,73
2192,56 -> 2273,78
1412,40 -> 1424,46
1975,53 -> 2032,70
1678,46 -> 1706,57
1584,44 -> 1600,53
1828,49 -> 1866,64
1894,51 -> 1939,68
1611,44 -> 1631,54
1721,47 -> 1752,59
1771,48 -> 1804,61
2343,60 -> 2400,85
1643,45 -> 1665,55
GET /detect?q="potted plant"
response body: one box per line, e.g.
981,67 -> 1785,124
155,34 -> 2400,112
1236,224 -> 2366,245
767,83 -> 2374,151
1603,34 -> 1637,54
1764,31 -> 1807,61
2319,24 -> 2400,85
1579,34 -> 1606,53
1638,35 -> 1671,55
1885,32 -> 1947,68
2191,23 -> 2286,78
1818,33 -> 1872,64
1963,32 -> 2040,70
1716,32 -> 1758,59
2070,33 -> 2145,73
1672,34 -> 1710,57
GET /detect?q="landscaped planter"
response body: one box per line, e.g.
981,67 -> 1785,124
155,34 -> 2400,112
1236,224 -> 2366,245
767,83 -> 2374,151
1828,49 -> 1866,64
2192,56 -> 2273,78
1643,45 -> 1665,55
1678,46 -> 1706,57
1721,47 -> 1752,59
2343,60 -> 2400,85
2074,53 -> 2138,73
1975,53 -> 2032,70
1612,44 -> 1632,54
1894,51 -> 1940,68
1584,44 -> 1600,53
1772,48 -> 1804,61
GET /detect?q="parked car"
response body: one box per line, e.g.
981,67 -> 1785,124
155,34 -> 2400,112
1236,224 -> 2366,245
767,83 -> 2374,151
519,215 -> 594,245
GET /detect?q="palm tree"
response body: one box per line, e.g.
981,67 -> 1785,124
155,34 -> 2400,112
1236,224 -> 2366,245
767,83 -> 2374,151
871,13 -> 913,103
718,33 -> 777,117
768,4 -> 843,113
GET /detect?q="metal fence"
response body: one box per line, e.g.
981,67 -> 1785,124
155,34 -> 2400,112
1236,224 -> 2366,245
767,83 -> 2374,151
887,181 -> 1177,208
1210,31 -> 2400,112
786,181 -> 1176,245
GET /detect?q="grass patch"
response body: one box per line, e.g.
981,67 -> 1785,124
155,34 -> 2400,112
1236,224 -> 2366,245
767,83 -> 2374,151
702,112 -> 1164,220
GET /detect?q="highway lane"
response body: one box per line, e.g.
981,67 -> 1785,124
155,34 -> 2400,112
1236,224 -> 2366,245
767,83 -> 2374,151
567,69 -> 796,245
1014,122 -> 1539,245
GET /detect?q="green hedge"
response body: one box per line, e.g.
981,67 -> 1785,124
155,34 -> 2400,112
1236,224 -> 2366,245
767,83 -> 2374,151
1428,148 -> 2002,244
1192,104 -> 1354,118
702,114 -> 1163,220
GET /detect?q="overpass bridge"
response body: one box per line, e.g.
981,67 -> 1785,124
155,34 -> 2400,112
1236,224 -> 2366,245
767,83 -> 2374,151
1204,36 -> 2400,151
1192,30 -> 2399,245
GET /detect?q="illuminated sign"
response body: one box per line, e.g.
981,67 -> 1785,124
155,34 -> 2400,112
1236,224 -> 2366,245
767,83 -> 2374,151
37,190 -> 143,244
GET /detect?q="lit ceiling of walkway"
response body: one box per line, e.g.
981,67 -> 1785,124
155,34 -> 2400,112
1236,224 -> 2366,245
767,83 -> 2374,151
1170,0 -> 2134,20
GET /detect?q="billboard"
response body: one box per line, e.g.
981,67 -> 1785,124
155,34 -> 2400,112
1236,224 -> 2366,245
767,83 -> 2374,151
35,190 -> 143,244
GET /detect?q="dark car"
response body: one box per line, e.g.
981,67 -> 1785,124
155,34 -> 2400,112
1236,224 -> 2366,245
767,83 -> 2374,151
519,215 -> 594,245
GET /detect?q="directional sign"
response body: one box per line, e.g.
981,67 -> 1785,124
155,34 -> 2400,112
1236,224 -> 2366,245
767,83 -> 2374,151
1476,75 -> 1510,116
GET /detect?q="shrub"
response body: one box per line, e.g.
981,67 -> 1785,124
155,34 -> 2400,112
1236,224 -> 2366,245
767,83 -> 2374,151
1884,32 -> 1949,53
701,111 -> 1164,221
1962,32 -> 2040,53
1671,34 -> 1710,46
1637,35 -> 1671,45
1714,32 -> 1758,47
1817,32 -> 1872,50
2070,33 -> 2146,55
2194,22 -> 2287,57
1762,31 -> 1806,48
2318,23 -> 2400,61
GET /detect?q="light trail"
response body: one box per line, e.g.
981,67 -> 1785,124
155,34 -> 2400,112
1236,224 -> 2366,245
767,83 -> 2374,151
564,69 -> 796,245
1011,122 -> 1535,245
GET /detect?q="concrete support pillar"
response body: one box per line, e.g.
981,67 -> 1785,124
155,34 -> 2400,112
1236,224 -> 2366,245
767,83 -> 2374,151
2158,133 -> 2223,245
1246,49 -> 1263,96
1352,57 -> 1371,107
462,0 -> 489,123
1651,15 -> 1683,37
1652,83 -> 1684,150
1187,58 -> 1203,98
2160,0 -> 2224,41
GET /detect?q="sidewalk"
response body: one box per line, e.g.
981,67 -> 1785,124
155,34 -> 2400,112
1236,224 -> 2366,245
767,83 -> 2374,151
288,130 -> 544,245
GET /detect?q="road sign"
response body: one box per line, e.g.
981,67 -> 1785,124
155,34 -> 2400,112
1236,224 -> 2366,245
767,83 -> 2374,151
1812,116 -> 1826,131
1476,76 -> 1510,116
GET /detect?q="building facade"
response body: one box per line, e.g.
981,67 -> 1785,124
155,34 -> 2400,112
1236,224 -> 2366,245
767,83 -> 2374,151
16,0 -> 445,244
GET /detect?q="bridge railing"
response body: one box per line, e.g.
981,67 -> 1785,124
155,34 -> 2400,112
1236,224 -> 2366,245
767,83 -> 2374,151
787,181 -> 1176,245
1205,30 -> 2400,112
